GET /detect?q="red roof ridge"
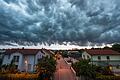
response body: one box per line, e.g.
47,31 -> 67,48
5,48 -> 42,55
85,49 -> 120,55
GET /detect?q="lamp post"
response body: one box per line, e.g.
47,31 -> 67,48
25,60 -> 28,72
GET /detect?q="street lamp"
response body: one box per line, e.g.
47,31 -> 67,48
25,60 -> 28,72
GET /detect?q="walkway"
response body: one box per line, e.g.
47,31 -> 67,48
54,56 -> 76,80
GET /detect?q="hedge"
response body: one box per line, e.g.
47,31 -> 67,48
96,74 -> 120,80
0,73 -> 38,80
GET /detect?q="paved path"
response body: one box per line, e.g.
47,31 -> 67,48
54,56 -> 76,80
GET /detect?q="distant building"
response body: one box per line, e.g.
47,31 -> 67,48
82,49 -> 120,69
68,50 -> 82,59
2,49 -> 51,72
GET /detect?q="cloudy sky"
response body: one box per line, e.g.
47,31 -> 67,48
0,0 -> 120,48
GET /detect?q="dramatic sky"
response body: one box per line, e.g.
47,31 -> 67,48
0,0 -> 120,47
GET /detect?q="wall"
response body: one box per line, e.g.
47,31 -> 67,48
82,51 -> 91,59
92,55 -> 120,61
82,51 -> 120,68
2,55 -> 11,65
92,55 -> 120,67
22,55 -> 35,72
11,53 -> 23,70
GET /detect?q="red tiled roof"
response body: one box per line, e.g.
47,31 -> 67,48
85,49 -> 120,55
5,49 -> 41,55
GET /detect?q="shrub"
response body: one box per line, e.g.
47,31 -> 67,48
96,74 -> 120,80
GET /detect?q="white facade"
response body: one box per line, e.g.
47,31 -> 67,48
2,50 -> 49,72
82,51 -> 91,59
82,51 -> 120,69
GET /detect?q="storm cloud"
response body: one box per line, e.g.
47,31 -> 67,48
0,0 -> 120,46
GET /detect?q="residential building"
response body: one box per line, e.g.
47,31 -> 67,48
82,49 -> 120,69
68,50 -> 82,59
66,50 -> 82,63
2,48 -> 51,72
0,49 -> 5,66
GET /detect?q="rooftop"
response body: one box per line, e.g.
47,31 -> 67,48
5,49 -> 41,55
85,49 -> 120,55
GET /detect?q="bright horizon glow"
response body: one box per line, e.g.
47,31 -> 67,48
0,43 -> 112,50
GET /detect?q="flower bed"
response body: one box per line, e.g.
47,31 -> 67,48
0,73 -> 39,80
96,74 -> 120,80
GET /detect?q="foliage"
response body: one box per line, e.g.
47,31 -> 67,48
37,56 -> 56,79
0,73 -> 38,80
0,58 -> 2,70
72,59 -> 115,80
112,43 -> 120,52
0,54 -> 4,70
61,50 -> 68,58
103,46 -> 111,49
1,59 -> 17,73
95,66 -> 113,75
96,74 -> 120,80
72,60 -> 96,79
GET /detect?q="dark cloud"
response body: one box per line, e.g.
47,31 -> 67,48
0,0 -> 120,46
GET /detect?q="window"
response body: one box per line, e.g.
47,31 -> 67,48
0,55 -> 2,58
106,56 -> 110,60
28,64 -> 31,71
98,56 -> 101,60
83,55 -> 85,59
13,56 -> 19,62
15,65 -> 18,69
87,55 -> 89,59
8,55 -> 10,59
116,65 -> 120,69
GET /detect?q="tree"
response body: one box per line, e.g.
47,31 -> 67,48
72,60 -> 96,80
112,43 -> 120,52
0,59 -> 2,68
72,60 -> 114,80
103,46 -> 111,49
37,56 -> 56,80
1,59 -> 17,73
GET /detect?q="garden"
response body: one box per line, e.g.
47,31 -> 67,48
72,59 -> 120,80
0,56 -> 56,80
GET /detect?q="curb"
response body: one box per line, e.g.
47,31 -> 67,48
64,58 -> 76,75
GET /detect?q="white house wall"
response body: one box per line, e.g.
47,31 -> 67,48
11,53 -> 23,71
2,55 -> 11,65
82,51 -> 120,68
82,51 -> 91,59
92,55 -> 120,61
2,50 -> 51,72
2,52 -> 23,71
22,55 -> 35,72
42,50 -> 50,58
35,51 -> 45,64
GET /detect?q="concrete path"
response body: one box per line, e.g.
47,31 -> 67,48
54,56 -> 76,80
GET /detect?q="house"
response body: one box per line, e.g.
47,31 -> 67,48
0,49 -> 5,66
2,48 -> 51,72
41,48 -> 54,58
0,49 -> 5,59
68,50 -> 82,59
64,50 -> 82,63
82,49 -> 120,69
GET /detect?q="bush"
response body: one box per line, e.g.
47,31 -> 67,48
96,74 -> 120,80
0,73 -> 38,80
72,60 -> 96,79
37,56 -> 56,79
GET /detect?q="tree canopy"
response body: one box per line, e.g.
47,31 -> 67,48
112,43 -> 120,52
